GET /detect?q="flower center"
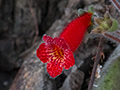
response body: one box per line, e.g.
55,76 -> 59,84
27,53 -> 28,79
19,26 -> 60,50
53,45 -> 64,59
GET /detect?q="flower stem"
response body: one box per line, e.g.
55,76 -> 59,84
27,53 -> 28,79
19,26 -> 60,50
87,37 -> 103,90
110,0 -> 120,12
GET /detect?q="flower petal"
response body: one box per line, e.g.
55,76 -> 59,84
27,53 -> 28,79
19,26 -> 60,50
47,60 -> 63,78
37,35 -> 75,78
59,12 -> 93,52
54,37 -> 70,50
37,43 -> 53,63
43,35 -> 54,45
63,49 -> 75,69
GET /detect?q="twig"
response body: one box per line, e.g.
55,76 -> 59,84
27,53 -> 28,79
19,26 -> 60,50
28,1 -> 39,45
116,30 -> 120,34
87,37 -> 103,90
104,33 -> 120,43
110,0 -> 120,12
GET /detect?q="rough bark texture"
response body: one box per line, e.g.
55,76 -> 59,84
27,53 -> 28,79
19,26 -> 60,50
10,42 -> 57,90
0,0 -> 62,72
0,0 -> 62,90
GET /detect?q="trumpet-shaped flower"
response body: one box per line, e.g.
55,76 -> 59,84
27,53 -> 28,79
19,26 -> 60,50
37,12 -> 93,78
37,35 -> 75,78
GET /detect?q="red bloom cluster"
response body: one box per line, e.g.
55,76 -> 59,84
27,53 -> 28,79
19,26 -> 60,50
37,12 -> 93,78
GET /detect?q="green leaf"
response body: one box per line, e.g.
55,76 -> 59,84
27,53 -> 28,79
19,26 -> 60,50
94,17 -> 104,26
107,19 -> 118,32
93,45 -> 120,90
88,5 -> 94,14
78,9 -> 85,16
104,11 -> 110,20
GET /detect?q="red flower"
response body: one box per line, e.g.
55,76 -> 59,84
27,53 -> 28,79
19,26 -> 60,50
37,12 -> 93,78
60,12 -> 93,52
37,35 -> 75,78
